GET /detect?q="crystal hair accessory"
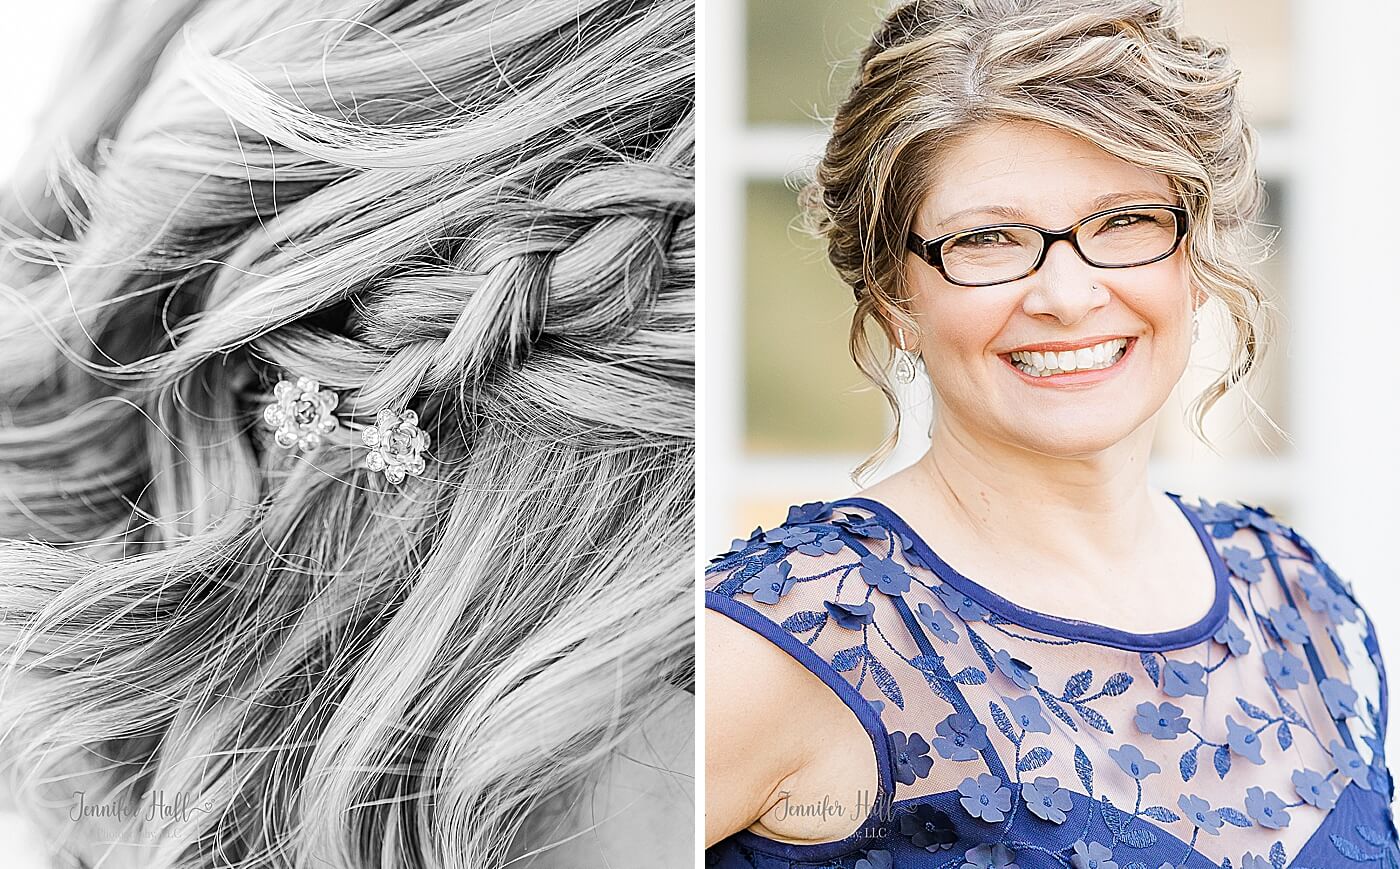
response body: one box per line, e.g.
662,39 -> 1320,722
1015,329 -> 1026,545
262,377 -> 340,451
361,407 -> 430,483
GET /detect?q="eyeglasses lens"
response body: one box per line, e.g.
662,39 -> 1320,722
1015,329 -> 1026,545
938,207 -> 1181,285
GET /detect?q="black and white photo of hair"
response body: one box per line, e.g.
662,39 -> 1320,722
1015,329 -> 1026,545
0,1 -> 695,866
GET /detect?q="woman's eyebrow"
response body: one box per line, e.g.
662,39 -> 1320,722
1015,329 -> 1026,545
932,190 -> 1175,230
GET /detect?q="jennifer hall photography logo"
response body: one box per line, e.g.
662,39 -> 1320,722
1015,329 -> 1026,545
772,789 -> 895,838
69,789 -> 214,827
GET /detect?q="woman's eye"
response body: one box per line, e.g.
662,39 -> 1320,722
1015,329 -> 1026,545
955,230 -> 1010,247
1102,213 -> 1156,230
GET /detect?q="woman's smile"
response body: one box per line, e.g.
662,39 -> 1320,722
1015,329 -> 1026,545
999,336 -> 1139,388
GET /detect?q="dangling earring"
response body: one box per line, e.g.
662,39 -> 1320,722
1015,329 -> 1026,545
894,327 -> 918,385
1191,310 -> 1200,345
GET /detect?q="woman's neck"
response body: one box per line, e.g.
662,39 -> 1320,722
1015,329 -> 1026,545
868,416 -> 1172,578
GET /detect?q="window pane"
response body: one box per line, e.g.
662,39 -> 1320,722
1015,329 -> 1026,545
744,0 -> 883,125
743,180 -> 887,453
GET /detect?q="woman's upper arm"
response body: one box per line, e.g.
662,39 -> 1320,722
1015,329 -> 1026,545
704,608 -> 811,849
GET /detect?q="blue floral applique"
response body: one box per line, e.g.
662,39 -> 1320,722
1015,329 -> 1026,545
860,553 -> 912,596
891,730 -> 935,784
1298,568 -> 1361,626
1021,775 -> 1074,823
741,560 -> 796,604
933,710 -> 991,761
962,841 -> 1021,868
1319,676 -> 1360,720
1000,694 -> 1051,735
835,511 -> 888,541
1160,658 -> 1208,698
897,803 -> 959,852
893,531 -> 931,569
1330,739 -> 1371,788
1214,618 -> 1252,656
1242,785 -> 1291,829
959,772 -> 1013,822
1069,838 -> 1116,869
992,649 -> 1039,691
1134,700 -> 1190,740
1195,499 -> 1290,540
1222,545 -> 1266,584
917,602 -> 962,644
1262,647 -> 1310,690
825,598 -> 875,630
934,583 -> 992,623
786,501 -> 833,525
1224,714 -> 1267,765
1292,767 -> 1340,810
1178,793 -> 1225,836
710,525 -> 764,563
1109,743 -> 1161,780
1265,604 -> 1311,645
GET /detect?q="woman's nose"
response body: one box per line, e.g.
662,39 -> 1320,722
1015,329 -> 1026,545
1021,237 -> 1107,320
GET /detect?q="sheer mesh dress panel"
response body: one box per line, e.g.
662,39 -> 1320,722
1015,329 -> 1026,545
705,496 -> 1399,869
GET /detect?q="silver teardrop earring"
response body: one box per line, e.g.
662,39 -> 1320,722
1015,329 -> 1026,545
894,327 -> 917,384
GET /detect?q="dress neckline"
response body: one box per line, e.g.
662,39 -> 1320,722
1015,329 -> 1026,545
829,490 -> 1232,652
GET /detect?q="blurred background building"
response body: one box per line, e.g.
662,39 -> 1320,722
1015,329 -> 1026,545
703,0 -> 1399,782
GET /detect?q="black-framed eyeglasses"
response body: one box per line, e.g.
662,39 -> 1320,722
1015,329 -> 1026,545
906,203 -> 1190,287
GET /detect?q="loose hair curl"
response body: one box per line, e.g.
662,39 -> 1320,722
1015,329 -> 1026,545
801,0 -> 1277,478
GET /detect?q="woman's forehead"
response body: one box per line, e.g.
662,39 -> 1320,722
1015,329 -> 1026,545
919,125 -> 1175,228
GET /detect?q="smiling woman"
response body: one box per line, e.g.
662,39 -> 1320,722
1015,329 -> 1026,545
705,1 -> 1399,868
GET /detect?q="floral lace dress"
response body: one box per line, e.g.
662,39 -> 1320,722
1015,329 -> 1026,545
705,494 -> 1399,869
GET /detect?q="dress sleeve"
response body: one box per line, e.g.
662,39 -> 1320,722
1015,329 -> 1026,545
1251,507 -> 1394,800
705,508 -> 902,861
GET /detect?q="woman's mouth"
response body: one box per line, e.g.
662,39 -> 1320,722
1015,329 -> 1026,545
1001,337 -> 1136,380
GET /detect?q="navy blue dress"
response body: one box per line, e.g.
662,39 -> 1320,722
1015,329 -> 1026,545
706,494 -> 1399,869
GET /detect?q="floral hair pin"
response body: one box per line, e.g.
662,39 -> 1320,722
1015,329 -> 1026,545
262,377 -> 340,451
361,407 -> 430,484
261,376 -> 430,483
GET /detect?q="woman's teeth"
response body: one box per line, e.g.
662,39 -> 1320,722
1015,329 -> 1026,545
1009,338 -> 1129,377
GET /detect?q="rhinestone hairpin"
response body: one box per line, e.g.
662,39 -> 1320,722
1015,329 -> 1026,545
262,377 -> 340,451
361,407 -> 430,483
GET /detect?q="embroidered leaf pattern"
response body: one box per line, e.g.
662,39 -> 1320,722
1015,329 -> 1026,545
989,701 -> 1018,746
1180,743 -> 1200,782
831,646 -> 863,672
1238,697 -> 1272,721
1065,669 -> 1093,699
1017,746 -> 1052,772
865,649 -> 904,710
1142,805 -> 1181,824
1075,744 -> 1094,796
781,610 -> 827,633
1215,743 -> 1232,778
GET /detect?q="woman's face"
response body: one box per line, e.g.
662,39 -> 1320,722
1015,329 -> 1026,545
905,119 -> 1196,459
